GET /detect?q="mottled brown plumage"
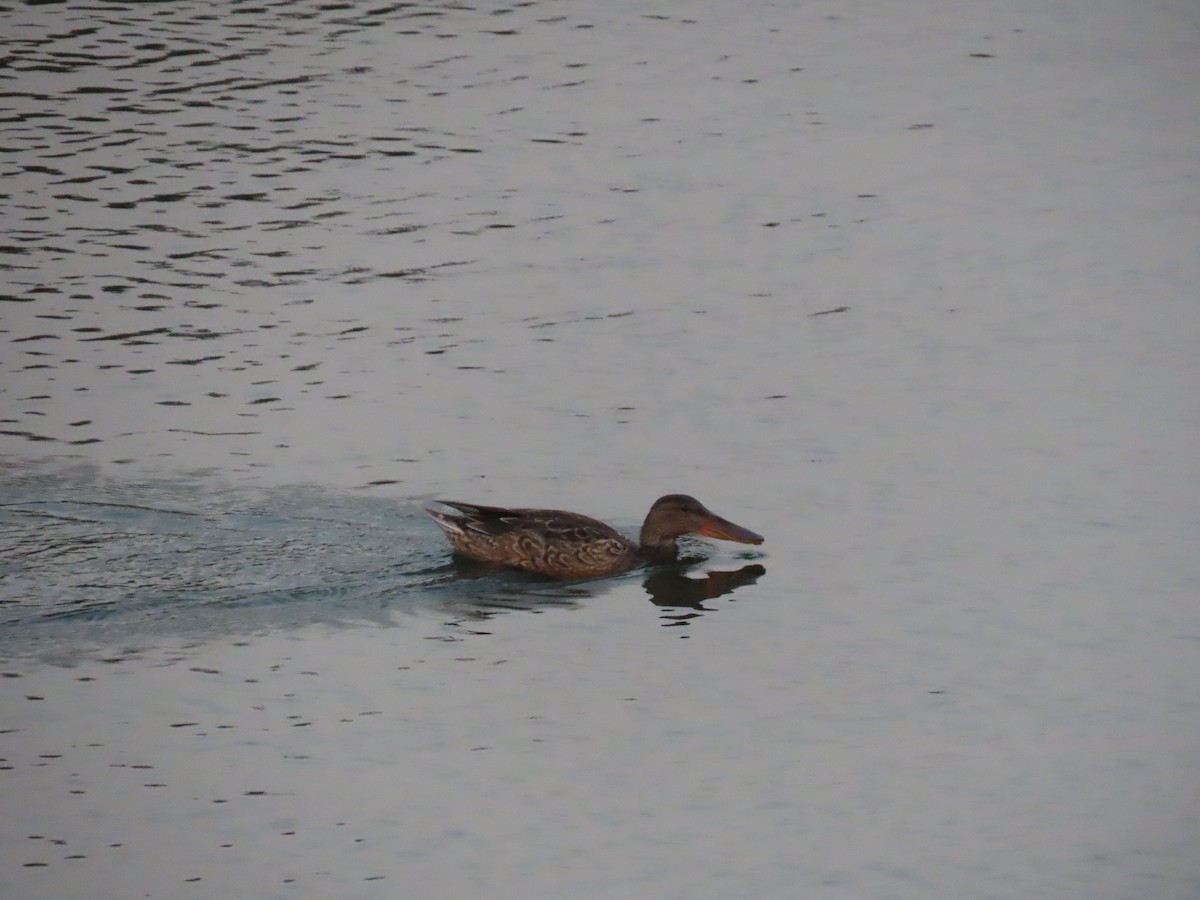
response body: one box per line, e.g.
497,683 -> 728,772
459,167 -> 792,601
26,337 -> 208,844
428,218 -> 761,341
426,494 -> 763,580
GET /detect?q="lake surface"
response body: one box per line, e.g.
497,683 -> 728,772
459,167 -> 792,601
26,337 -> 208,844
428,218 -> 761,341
3,1 -> 1199,898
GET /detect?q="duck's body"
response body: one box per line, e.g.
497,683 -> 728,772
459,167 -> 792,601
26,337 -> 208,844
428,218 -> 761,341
426,494 -> 763,580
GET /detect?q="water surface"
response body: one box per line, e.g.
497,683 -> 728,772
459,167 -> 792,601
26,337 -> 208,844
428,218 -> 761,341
3,1 -> 1199,898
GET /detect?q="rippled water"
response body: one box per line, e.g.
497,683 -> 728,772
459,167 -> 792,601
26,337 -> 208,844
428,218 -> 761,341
0,463 -> 432,641
0,461 -> 766,659
3,1 -> 1199,898
4,1 -> 697,482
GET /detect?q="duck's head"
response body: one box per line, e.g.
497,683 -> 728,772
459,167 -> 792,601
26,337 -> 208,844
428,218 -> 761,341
639,494 -> 764,552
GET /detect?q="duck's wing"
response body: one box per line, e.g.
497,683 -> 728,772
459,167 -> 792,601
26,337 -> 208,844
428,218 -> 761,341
427,500 -> 528,537
426,501 -> 638,579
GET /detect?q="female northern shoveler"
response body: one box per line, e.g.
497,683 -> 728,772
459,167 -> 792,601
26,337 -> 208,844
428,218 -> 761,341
426,493 -> 763,580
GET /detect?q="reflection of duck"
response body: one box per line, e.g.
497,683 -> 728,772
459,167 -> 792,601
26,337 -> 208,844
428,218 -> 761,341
427,494 -> 763,580
642,564 -> 767,609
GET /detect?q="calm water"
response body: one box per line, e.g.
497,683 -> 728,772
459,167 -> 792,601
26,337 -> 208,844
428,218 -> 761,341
3,1 -> 1199,898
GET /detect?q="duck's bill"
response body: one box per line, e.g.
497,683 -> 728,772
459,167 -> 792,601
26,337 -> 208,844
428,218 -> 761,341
698,514 -> 764,545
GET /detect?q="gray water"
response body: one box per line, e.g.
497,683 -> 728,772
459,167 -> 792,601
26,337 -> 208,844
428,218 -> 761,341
3,1 -> 1199,898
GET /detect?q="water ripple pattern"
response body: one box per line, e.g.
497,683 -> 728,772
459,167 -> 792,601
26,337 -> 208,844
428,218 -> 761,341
0,462 -> 763,655
0,463 -> 449,648
3,2 -> 685,480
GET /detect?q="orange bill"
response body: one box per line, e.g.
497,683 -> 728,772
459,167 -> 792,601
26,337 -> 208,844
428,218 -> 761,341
697,513 -> 764,545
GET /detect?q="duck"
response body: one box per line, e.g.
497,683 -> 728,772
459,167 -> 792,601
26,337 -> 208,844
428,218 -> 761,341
426,493 -> 763,580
